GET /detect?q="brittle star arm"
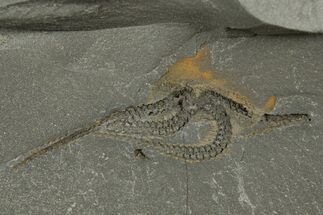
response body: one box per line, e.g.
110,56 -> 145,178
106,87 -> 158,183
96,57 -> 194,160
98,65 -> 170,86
238,113 -> 311,140
110,87 -> 194,121
99,89 -> 240,161
0,121 -> 101,171
100,87 -> 195,136
151,104 -> 233,161
0,88 -> 194,171
102,109 -> 192,137
200,90 -> 253,118
102,103 -> 233,162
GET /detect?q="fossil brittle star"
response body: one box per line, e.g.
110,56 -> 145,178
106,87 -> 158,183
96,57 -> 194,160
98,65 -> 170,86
144,47 -> 310,160
0,87 -> 187,169
97,87 -> 309,162
0,86 -> 310,171
0,48 -> 311,171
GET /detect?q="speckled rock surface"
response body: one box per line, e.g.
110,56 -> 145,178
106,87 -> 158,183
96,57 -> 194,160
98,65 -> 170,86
184,33 -> 323,215
0,24 -> 322,214
0,24 -> 196,214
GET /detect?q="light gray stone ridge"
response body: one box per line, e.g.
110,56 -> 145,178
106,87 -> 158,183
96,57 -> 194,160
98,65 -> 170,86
239,0 -> 323,33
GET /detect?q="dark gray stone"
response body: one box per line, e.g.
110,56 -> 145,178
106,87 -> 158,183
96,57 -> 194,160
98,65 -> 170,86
146,31 -> 323,214
0,26 -> 322,214
187,33 -> 323,215
0,24 -> 198,214
0,0 -> 322,213
0,23 -> 198,163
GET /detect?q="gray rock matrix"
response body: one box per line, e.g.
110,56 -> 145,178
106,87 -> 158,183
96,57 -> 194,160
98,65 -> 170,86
0,1 -> 322,214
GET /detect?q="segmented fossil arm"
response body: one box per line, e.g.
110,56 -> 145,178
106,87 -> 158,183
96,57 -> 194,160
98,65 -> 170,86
262,113 -> 311,124
1,85 -> 311,170
95,102 -> 232,161
240,113 -> 311,139
152,104 -> 232,161
1,121 -> 103,171
101,87 -> 195,136
109,87 -> 194,123
200,90 -> 252,118
1,87 -> 196,171
141,110 -> 191,136
104,110 -> 191,136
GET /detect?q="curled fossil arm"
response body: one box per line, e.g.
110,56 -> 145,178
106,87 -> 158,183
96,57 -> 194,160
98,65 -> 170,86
152,103 -> 233,161
97,103 -> 233,162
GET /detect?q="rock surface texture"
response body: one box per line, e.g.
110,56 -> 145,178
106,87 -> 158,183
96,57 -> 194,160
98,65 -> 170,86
0,0 -> 322,214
